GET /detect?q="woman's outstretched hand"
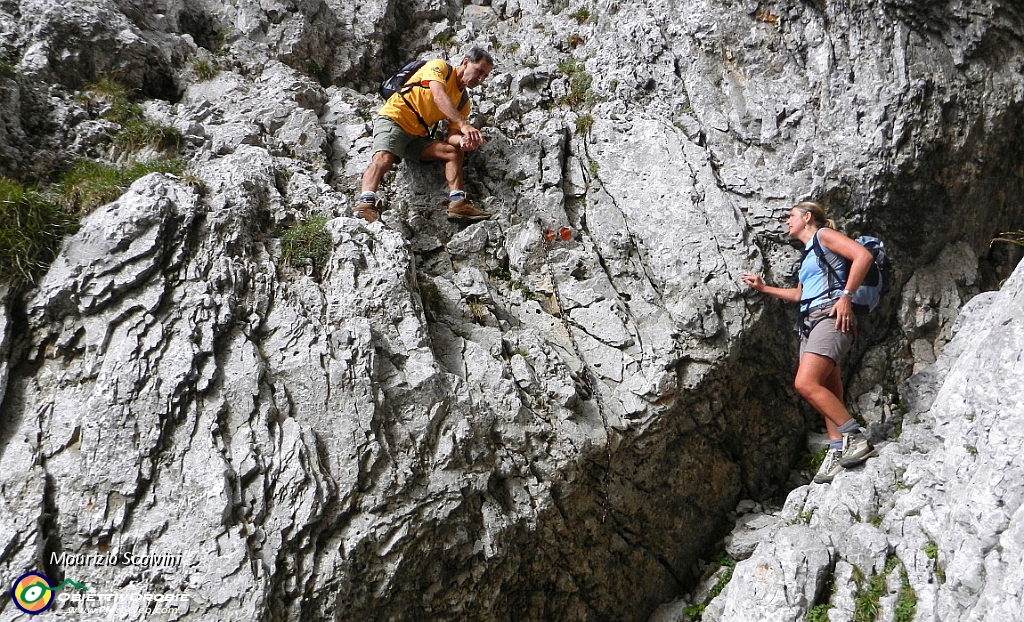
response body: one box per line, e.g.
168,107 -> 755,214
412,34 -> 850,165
741,274 -> 764,292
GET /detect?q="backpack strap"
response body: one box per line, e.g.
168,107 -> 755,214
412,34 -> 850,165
798,230 -> 847,311
397,90 -> 435,136
397,62 -> 466,138
447,64 -> 469,115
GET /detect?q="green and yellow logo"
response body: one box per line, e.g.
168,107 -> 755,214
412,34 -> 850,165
10,572 -> 87,615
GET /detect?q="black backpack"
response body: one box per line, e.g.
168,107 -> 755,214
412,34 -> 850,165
379,60 -> 430,100
378,60 -> 468,137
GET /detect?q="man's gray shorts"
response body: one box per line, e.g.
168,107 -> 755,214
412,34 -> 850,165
799,305 -> 855,364
371,115 -> 436,161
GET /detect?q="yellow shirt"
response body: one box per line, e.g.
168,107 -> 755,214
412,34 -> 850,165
378,59 -> 470,137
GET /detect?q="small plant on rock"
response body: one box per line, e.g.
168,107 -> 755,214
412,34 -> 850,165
924,539 -> 945,583
570,7 -> 591,23
557,59 -> 597,108
894,560 -> 917,622
802,446 -> 829,473
280,215 -> 332,275
852,565 -> 886,622
432,32 -> 455,47
191,58 -> 218,81
806,604 -> 832,622
575,113 -> 594,135
113,119 -> 182,152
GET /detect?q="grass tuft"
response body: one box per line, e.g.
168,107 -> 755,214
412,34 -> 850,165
557,59 -> 596,108
80,78 -> 182,152
191,58 -> 218,81
0,176 -> 77,286
113,119 -> 182,152
280,215 -> 332,275
570,7 -> 591,23
58,159 -> 186,215
575,113 -> 594,134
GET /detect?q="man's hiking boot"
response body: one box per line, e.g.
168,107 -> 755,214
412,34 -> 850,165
353,201 -> 380,223
813,449 -> 844,484
838,432 -> 876,468
446,198 -> 491,222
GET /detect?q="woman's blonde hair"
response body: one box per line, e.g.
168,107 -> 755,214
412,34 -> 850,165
794,201 -> 835,229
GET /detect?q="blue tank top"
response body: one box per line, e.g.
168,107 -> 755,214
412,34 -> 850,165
799,229 -> 848,314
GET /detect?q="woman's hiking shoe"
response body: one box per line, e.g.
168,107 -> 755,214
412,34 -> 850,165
353,201 -> 380,223
813,449 -> 844,484
446,199 -> 491,222
839,433 -> 877,468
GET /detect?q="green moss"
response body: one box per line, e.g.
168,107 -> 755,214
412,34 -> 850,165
84,76 -> 132,103
0,176 -> 76,286
280,215 -> 332,275
801,446 -> 829,473
432,32 -> 455,47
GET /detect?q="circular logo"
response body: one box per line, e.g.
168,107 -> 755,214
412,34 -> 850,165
11,572 -> 55,615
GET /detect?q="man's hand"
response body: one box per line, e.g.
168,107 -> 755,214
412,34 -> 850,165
459,125 -> 484,151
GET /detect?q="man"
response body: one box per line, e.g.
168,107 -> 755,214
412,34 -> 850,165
355,47 -> 495,223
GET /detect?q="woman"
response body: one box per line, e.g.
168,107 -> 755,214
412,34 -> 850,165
742,201 -> 877,484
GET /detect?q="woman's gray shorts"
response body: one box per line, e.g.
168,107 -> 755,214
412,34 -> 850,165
799,305 -> 855,364
371,115 -> 437,161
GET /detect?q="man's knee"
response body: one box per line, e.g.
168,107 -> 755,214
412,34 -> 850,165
422,142 -> 462,163
371,150 -> 397,167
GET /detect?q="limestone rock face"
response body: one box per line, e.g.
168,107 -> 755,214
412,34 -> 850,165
0,0 -> 1022,620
